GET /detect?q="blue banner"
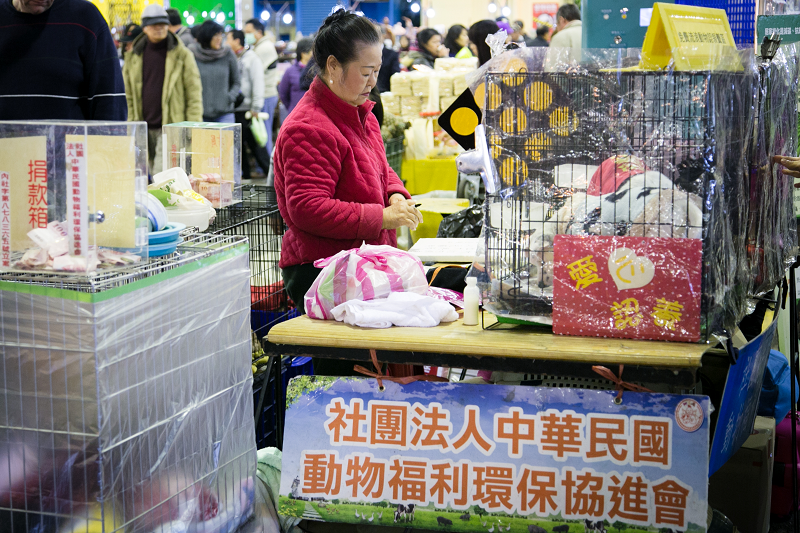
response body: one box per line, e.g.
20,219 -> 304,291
280,379 -> 710,532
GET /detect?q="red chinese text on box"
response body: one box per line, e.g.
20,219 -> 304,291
66,142 -> 86,256
0,172 -> 10,267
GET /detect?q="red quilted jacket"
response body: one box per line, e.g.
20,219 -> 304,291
274,77 -> 410,268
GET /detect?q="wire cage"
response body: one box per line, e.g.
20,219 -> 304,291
207,185 -> 297,340
481,66 -> 759,339
384,136 -> 405,180
0,234 -> 257,533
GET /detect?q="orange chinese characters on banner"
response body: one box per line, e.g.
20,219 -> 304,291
538,410 -> 584,460
608,474 -> 649,523
652,478 -> 691,527
586,415 -> 628,463
452,406 -> 496,455
567,255 -> 603,289
516,467 -> 558,514
325,398 -> 368,444
562,468 -> 605,517
429,461 -> 470,507
388,458 -> 427,503
410,402 -> 452,450
345,454 -> 386,499
632,417 -> 671,467
302,452 -> 343,496
473,465 -> 515,511
495,407 -> 537,458
370,401 -> 409,448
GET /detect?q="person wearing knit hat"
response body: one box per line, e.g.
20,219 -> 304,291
140,4 -> 170,27
122,2 -> 203,175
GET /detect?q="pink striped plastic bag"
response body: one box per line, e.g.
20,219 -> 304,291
305,244 -> 429,320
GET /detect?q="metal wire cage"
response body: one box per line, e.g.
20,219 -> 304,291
481,68 -> 757,338
384,136 -> 405,180
208,185 -> 297,340
0,234 -> 257,532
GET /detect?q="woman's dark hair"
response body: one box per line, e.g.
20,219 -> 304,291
416,28 -> 440,54
296,37 -> 314,58
196,20 -> 224,49
229,29 -> 245,47
468,20 -> 500,67
313,9 -> 380,74
443,24 -> 466,55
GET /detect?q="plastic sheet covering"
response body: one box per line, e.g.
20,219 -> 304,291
750,43 -> 799,295
0,243 -> 257,532
470,46 -> 792,340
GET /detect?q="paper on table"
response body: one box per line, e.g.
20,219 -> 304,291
191,128 -> 234,182
408,237 -> 481,263
66,134 -> 137,249
0,136 -> 48,251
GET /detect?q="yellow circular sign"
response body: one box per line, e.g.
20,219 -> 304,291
473,83 -> 485,109
450,108 -> 479,136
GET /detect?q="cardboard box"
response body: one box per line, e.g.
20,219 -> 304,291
708,416 -> 776,533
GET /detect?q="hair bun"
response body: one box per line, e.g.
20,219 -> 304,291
321,7 -> 353,29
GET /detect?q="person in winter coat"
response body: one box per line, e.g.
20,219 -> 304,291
122,4 -> 203,174
278,38 -> 313,114
227,29 -> 271,179
189,20 -> 240,122
274,9 -> 421,318
408,28 -> 447,69
166,8 -> 195,48
545,3 -> 582,71
244,19 -> 279,153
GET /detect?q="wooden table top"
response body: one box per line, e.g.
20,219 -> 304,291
268,315 -> 709,369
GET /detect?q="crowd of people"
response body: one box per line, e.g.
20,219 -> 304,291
0,0 -> 580,181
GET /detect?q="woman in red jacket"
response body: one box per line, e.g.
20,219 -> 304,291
274,9 -> 422,315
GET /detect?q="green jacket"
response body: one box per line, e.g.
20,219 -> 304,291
122,32 -> 203,125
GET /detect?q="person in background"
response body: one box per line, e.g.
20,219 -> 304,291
244,19 -> 279,153
377,27 -> 401,93
443,24 -> 471,57
118,23 -> 142,65
189,20 -> 239,123
0,0 -> 126,120
274,8 -> 420,328
278,38 -> 313,114
468,19 -> 500,67
166,7 -> 195,47
123,4 -> 202,174
227,30 -> 271,180
550,4 -> 581,52
409,28 -> 447,69
530,24 -> 551,47
512,20 -> 534,46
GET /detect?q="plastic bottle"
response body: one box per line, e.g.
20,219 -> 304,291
463,277 -> 479,326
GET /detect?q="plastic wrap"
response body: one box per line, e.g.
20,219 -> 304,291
0,121 -> 149,272
0,244 -> 256,532
750,43 -> 800,295
473,46 -> 779,340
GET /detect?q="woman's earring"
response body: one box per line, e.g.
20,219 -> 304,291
329,79 -> 333,84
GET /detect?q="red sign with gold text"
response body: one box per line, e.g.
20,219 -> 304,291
553,235 -> 702,342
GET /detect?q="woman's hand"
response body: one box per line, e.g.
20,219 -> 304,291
383,198 -> 423,230
773,155 -> 800,184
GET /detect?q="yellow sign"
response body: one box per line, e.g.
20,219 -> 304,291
639,3 -> 741,71
67,135 -> 138,249
191,128 -> 235,182
0,136 -> 48,251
